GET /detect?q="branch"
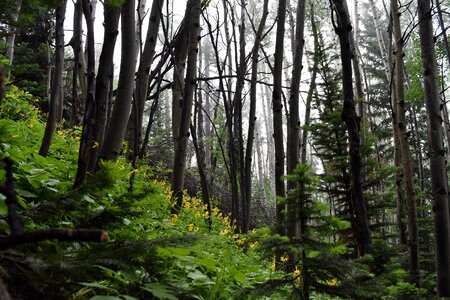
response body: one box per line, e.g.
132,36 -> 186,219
0,228 -> 109,250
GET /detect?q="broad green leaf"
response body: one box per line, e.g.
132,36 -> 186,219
15,188 -> 37,198
90,296 -> 122,300
142,283 -> 178,300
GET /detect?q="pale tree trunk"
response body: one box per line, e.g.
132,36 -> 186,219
5,0 -> 21,76
261,81 -> 275,202
127,0 -> 164,159
0,64 -> 5,105
75,2 -> 121,186
244,0 -> 269,232
331,0 -> 371,257
273,0 -> 288,236
286,0 -> 306,239
39,0 -> 67,157
418,0 -> 450,296
368,0 -> 390,80
171,0 -> 201,212
101,0 -> 137,161
391,0 -> 420,287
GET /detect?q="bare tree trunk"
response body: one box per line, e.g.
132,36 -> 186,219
75,2 -> 121,186
39,0 -> 67,157
171,0 -> 201,212
286,0 -> 306,239
0,64 -> 4,105
418,0 -> 450,296
391,0 -> 420,287
127,0 -> 164,158
331,0 -> 371,256
69,0 -> 87,127
272,0 -> 288,236
5,0 -> 21,76
101,0 -> 137,161
368,0 -> 390,80
244,0 -> 269,232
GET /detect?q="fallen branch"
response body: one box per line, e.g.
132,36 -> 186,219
0,158 -> 109,251
0,228 -> 109,250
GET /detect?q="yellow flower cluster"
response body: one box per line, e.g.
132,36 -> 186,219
294,266 -> 302,286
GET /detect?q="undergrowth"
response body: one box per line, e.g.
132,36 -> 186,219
0,85 -> 426,299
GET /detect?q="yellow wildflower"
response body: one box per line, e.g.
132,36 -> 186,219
195,211 -> 202,219
92,141 -> 100,149
220,229 -> 230,236
170,214 -> 178,224
251,228 -> 257,234
203,211 -> 209,219
184,201 -> 191,209
281,254 -> 289,262
187,224 -> 195,232
294,266 -> 302,285
75,136 -> 81,141
249,241 -> 258,249
326,278 -> 338,286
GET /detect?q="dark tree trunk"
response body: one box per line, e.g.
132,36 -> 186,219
39,0 -> 67,157
331,0 -> 371,256
101,0 -> 137,161
418,0 -> 450,296
171,0 -> 201,212
273,0 -> 287,236
75,2 -> 121,186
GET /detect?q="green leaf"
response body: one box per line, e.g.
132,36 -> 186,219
0,194 -> 7,215
90,296 -> 122,300
15,188 -> 37,198
142,283 -> 178,300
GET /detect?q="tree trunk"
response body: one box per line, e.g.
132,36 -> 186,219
273,0 -> 288,236
243,0 -> 269,232
39,0 -> 67,157
331,0 -> 371,256
75,2 -> 121,186
69,0 -> 87,127
101,0 -> 137,161
391,0 -> 420,287
5,0 -> 21,75
368,0 -> 390,80
417,0 -> 450,296
171,0 -> 201,212
127,0 -> 164,159
286,0 -> 306,238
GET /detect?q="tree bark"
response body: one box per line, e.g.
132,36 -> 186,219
75,2 -> 121,186
127,0 -> 164,159
391,0 -> 420,287
286,0 -> 306,238
331,0 -> 371,256
5,0 -> 21,75
171,0 -> 201,212
244,0 -> 269,233
39,0 -> 67,157
101,0 -> 137,161
273,0 -> 288,236
418,0 -> 450,296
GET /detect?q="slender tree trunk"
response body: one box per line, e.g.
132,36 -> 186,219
39,0 -> 67,157
418,0 -> 450,296
127,0 -> 164,158
368,0 -> 390,80
273,0 -> 288,236
286,0 -> 306,238
171,0 -> 201,212
5,0 -> 21,76
391,0 -> 420,287
0,64 -> 4,105
244,0 -> 269,232
75,2 -> 121,186
331,0 -> 371,256
69,0 -> 87,127
101,0 -> 137,161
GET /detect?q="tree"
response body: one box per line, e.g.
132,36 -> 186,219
75,1 -> 121,186
171,0 -> 201,212
391,0 -> 420,287
286,0 -> 306,238
101,0 -> 137,161
331,0 -> 371,256
39,0 -> 67,157
417,0 -> 450,296
272,0 -> 288,236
